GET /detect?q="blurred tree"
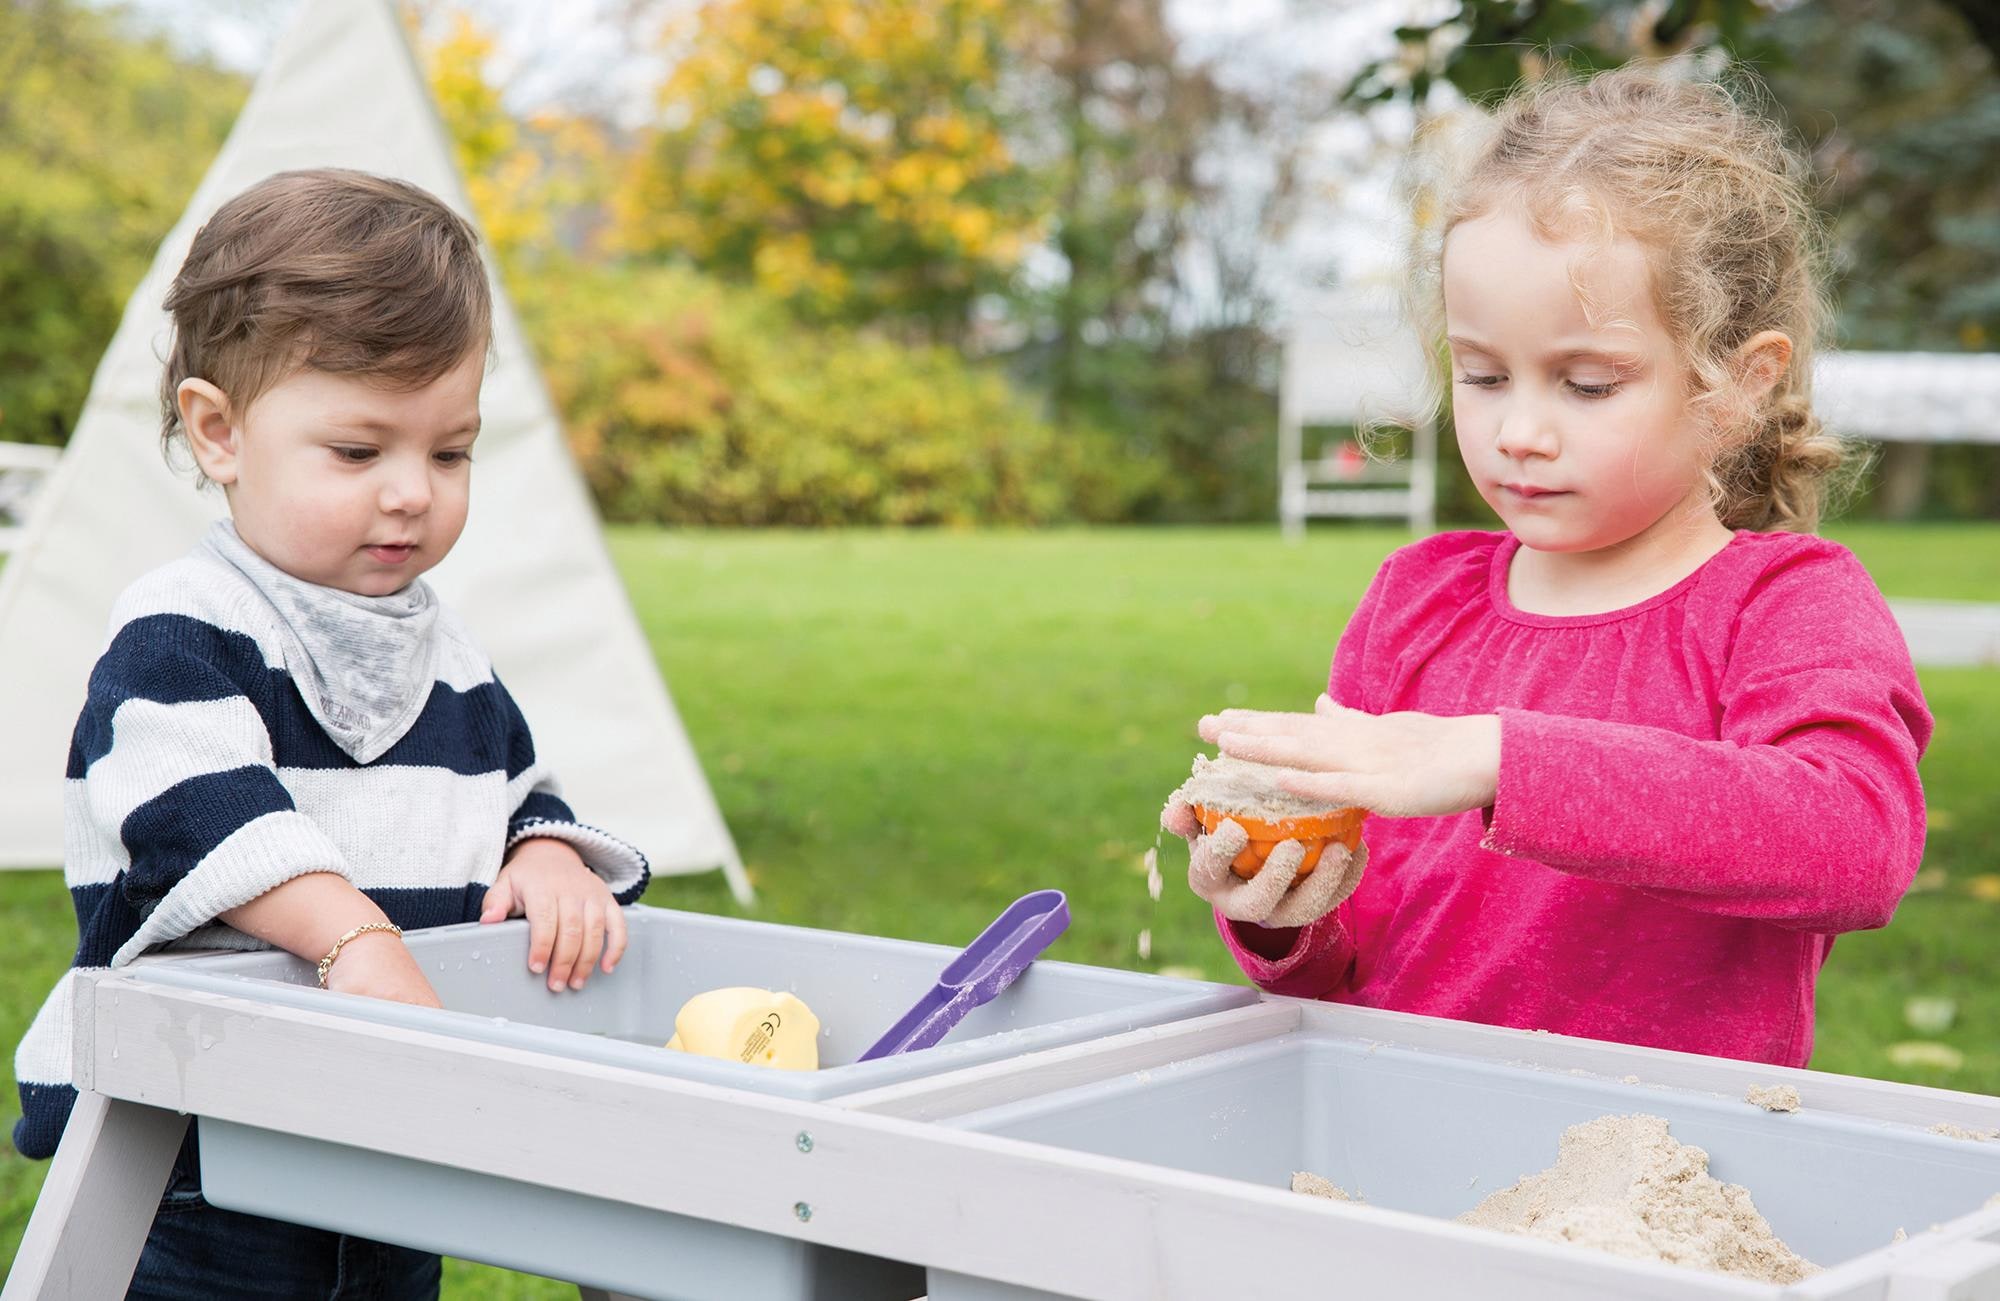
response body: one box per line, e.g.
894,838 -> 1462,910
1342,0 -> 1775,106
1005,0 -> 1334,521
612,0 -> 1051,340
0,0 -> 243,443
415,7 -> 618,267
1762,0 -> 2000,519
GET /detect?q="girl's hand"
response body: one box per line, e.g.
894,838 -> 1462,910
323,930 -> 444,1008
1161,795 -> 1367,928
1200,695 -> 1501,818
480,837 -> 629,992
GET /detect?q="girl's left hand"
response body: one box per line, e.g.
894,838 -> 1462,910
1200,695 -> 1501,818
480,837 -> 629,991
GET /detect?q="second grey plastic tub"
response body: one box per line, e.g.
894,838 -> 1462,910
131,905 -> 1255,1301
931,1011 -> 2000,1299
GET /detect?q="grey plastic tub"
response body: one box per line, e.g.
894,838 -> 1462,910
130,905 -> 1254,1301
930,1014 -> 2000,1300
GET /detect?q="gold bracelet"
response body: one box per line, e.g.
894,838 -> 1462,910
317,922 -> 404,989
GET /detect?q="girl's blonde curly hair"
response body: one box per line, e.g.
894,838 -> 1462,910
1401,61 -> 1855,533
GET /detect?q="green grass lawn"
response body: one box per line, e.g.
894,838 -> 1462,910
1,522 -> 1996,1295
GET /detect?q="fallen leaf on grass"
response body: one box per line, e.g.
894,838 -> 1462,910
1888,1042 -> 1965,1071
1905,997 -> 1959,1035
1155,964 -> 1206,981
1909,868 -> 1949,894
1969,876 -> 2000,903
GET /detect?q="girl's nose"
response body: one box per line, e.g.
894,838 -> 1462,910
1493,403 -> 1558,461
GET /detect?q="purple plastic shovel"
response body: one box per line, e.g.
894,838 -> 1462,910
856,889 -> 1071,1062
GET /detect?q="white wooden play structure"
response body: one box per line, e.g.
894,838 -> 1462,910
1817,350 -> 2000,668
1277,302 -> 1439,538
10,906 -> 2000,1300
0,0 -> 749,899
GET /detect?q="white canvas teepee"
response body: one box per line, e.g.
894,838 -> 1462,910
0,0 -> 751,902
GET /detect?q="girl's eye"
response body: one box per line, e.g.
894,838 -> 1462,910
331,447 -> 376,463
1456,374 -> 1503,388
1567,380 -> 1622,399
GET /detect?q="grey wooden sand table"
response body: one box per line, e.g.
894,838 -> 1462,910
10,907 -> 2000,1300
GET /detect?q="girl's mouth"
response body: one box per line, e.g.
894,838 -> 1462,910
1501,483 -> 1568,501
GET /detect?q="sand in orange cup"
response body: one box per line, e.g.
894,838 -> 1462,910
1190,804 -> 1367,880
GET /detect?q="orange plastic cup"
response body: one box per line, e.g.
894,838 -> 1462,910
1190,804 -> 1367,880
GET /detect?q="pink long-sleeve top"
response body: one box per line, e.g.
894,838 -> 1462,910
1220,529 -> 1932,1067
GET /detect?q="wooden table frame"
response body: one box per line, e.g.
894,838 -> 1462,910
10,975 -> 2000,1301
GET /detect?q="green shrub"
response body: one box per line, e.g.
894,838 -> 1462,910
514,261 -> 1151,525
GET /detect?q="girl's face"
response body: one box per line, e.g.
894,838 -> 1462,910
1442,203 -> 1716,556
184,350 -> 484,596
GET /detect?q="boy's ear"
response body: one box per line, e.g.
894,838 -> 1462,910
177,378 -> 240,485
1735,330 -> 1794,404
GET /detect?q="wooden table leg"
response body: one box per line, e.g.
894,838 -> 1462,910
2,1092 -> 187,1301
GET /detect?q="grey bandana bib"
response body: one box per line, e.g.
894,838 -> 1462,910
202,521 -> 441,764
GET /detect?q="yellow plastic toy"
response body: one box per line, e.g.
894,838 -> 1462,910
665,987 -> 820,1071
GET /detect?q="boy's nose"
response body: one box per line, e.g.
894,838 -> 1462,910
379,466 -> 431,515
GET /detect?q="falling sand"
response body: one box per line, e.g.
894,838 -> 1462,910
1456,1115 -> 1817,1284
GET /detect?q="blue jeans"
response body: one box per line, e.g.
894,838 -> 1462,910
127,1130 -> 440,1301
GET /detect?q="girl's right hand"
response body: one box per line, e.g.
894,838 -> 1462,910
1161,795 -> 1367,929
322,930 -> 445,1008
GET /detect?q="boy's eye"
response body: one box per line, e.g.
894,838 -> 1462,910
331,446 -> 376,463
434,450 -> 472,466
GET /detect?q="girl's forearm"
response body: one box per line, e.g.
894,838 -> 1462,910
1484,708 -> 1923,932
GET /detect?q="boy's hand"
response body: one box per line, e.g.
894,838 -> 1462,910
322,930 -> 444,1008
1161,795 -> 1366,927
1200,695 -> 1501,818
480,837 -> 628,992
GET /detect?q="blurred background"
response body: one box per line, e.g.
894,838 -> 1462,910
2,1 -> 1997,1293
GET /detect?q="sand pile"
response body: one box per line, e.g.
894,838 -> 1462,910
1291,1171 -> 1356,1202
1176,754 -> 1338,821
1456,1115 -> 1817,1284
1746,1084 -> 1800,1113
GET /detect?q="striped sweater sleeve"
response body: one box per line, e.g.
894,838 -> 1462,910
496,679 -> 650,904
13,611 -> 351,1158
73,614 -> 353,965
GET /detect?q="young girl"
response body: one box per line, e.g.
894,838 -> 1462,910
1164,63 -> 1930,1069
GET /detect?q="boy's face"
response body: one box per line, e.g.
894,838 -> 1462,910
186,350 -> 484,596
1441,202 -> 1715,557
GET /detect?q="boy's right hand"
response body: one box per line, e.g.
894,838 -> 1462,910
322,930 -> 444,1009
1161,795 -> 1367,929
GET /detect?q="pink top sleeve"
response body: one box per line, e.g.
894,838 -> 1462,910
1481,548 -> 1931,933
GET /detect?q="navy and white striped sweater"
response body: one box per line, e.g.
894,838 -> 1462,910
12,545 -> 649,1160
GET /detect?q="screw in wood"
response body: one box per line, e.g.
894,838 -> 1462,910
795,1131 -> 814,1153
794,1201 -> 813,1222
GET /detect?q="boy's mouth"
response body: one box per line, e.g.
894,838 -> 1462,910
365,544 -> 417,564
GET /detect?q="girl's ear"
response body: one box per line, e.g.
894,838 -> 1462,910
1735,330 -> 1794,404
177,378 -> 240,485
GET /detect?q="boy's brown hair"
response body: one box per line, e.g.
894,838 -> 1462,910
160,168 -> 491,482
